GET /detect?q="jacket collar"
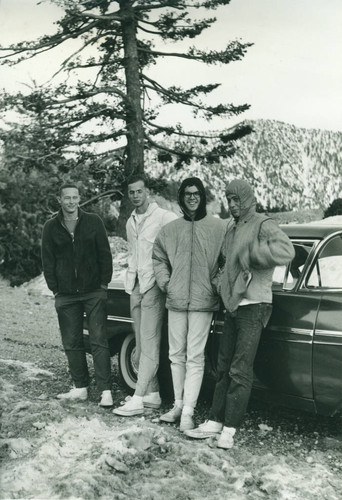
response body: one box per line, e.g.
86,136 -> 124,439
132,201 -> 158,220
57,207 -> 84,222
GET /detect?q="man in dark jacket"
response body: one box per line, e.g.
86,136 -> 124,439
41,183 -> 113,406
153,177 -> 226,432
185,179 -> 294,448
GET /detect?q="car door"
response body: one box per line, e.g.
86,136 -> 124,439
253,240 -> 320,411
306,232 -> 342,415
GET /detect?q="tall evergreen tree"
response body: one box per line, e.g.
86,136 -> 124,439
0,0 -> 253,230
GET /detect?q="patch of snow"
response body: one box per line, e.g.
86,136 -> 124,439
1,358 -> 342,500
0,358 -> 54,379
307,215 -> 342,226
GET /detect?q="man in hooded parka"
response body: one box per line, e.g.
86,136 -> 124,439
152,177 -> 226,432
186,179 -> 295,448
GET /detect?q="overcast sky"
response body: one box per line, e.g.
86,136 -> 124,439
0,0 -> 341,132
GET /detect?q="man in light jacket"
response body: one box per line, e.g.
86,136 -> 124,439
185,179 -> 295,448
113,174 -> 177,416
152,177 -> 226,432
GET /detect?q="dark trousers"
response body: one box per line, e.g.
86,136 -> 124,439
210,303 -> 272,428
55,289 -> 111,392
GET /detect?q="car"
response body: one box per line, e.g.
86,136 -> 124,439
84,218 -> 342,416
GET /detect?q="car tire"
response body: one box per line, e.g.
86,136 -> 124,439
118,332 -> 138,393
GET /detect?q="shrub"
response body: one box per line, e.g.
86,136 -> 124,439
323,198 -> 342,218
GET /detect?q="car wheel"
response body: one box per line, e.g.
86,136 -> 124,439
118,332 -> 138,393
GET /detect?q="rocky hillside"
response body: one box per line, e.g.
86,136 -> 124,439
144,119 -> 342,212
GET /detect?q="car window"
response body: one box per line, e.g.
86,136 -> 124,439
272,242 -> 313,290
307,234 -> 342,289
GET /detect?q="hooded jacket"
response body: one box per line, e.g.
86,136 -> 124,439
41,208 -> 113,295
219,179 -> 295,313
153,177 -> 226,312
124,201 -> 178,294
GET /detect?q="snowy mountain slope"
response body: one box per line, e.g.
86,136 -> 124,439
145,119 -> 342,211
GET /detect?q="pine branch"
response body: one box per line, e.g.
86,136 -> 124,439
81,189 -> 124,208
49,86 -> 127,105
68,130 -> 126,145
0,20 -> 100,62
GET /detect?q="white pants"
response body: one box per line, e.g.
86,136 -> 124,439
168,310 -> 213,409
131,282 -> 165,396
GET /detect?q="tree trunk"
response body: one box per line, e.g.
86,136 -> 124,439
116,0 -> 144,237
120,0 -> 144,177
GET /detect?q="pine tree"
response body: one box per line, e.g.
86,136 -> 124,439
0,0 -> 253,231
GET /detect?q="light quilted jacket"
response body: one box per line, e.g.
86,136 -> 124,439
152,215 -> 226,312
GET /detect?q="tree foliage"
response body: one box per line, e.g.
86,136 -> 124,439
0,0 -> 253,283
0,87 -> 123,285
0,0 -> 253,176
323,198 -> 342,218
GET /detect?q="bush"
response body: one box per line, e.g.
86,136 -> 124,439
323,198 -> 342,218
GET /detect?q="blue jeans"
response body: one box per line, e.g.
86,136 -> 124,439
210,303 -> 272,427
55,289 -> 111,391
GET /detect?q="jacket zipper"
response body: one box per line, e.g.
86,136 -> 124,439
60,218 -> 79,290
188,219 -> 195,307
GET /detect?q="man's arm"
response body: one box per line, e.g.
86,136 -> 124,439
250,219 -> 295,269
95,216 -> 113,286
41,223 -> 58,294
152,229 -> 172,293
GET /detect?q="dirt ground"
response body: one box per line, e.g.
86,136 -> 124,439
1,277 -> 342,500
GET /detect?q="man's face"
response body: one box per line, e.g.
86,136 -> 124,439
128,180 -> 149,213
59,187 -> 80,215
226,193 -> 241,220
184,185 -> 201,218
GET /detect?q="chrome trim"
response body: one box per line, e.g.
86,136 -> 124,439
315,329 -> 342,337
314,341 -> 342,346
266,338 -> 313,344
108,285 -> 125,291
107,315 -> 134,324
268,326 -> 313,336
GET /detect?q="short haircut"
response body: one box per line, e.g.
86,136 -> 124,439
127,174 -> 148,189
60,183 -> 79,196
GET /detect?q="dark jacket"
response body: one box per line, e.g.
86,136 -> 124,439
41,209 -> 113,295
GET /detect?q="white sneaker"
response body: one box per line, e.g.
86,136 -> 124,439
57,387 -> 88,401
217,426 -> 236,449
113,397 -> 144,416
185,420 -> 223,439
99,390 -> 113,407
143,392 -> 162,409
159,404 -> 182,423
120,393 -> 161,409
180,413 -> 194,432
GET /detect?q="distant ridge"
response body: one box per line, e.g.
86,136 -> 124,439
145,119 -> 342,211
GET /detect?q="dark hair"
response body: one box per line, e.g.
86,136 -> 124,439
127,174 -> 149,189
178,177 -> 207,221
60,183 -> 80,196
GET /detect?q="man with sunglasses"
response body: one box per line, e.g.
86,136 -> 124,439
153,177 -> 226,432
